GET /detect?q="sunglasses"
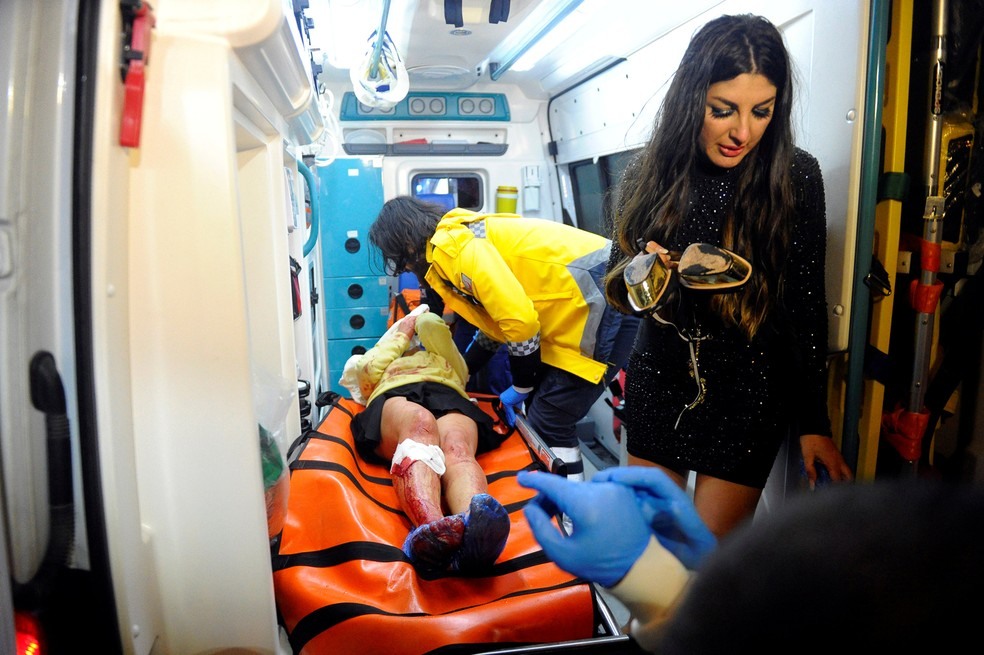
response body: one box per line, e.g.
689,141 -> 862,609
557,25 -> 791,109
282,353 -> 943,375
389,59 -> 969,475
625,242 -> 752,314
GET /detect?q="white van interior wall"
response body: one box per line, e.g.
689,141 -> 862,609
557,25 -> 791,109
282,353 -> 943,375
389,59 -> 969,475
383,84 -> 557,219
318,77 -> 556,218
85,0 -> 323,651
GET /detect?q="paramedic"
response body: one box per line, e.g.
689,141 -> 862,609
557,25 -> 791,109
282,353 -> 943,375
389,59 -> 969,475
369,195 -> 641,481
518,467 -> 984,653
603,13 -> 852,539
348,309 -> 510,572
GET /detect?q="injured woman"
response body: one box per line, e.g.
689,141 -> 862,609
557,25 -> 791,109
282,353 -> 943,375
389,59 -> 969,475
344,305 -> 511,573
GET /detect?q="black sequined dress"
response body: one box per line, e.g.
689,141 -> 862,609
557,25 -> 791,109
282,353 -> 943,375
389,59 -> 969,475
623,148 -> 831,488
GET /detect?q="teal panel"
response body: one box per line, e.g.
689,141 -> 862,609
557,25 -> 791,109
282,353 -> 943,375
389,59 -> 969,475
317,159 -> 385,278
327,337 -> 378,369
323,275 -> 391,309
340,91 -> 510,122
327,306 -> 390,340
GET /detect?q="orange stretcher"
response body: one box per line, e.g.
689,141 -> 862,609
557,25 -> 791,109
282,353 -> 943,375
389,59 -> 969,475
271,393 -> 622,655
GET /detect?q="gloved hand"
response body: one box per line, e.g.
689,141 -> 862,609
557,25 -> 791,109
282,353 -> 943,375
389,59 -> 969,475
517,470 -> 653,587
591,466 -> 716,569
498,385 -> 530,427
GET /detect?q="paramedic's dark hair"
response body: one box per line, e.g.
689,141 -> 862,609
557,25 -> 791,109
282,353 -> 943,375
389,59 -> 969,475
604,13 -> 796,339
369,196 -> 447,278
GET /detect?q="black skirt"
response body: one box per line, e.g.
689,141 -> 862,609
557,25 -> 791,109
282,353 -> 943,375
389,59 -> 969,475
625,318 -> 788,488
351,381 -> 503,465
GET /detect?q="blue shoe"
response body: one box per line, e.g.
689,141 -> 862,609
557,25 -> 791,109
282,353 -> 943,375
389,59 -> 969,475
402,514 -> 466,572
453,494 -> 510,572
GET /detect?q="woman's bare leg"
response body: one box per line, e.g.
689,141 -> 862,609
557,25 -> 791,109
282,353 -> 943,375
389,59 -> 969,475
438,411 -> 510,571
436,412 -> 484,514
378,397 -> 469,571
627,453 -> 689,490
691,474 -> 762,539
625,454 -> 760,540
377,397 -> 444,526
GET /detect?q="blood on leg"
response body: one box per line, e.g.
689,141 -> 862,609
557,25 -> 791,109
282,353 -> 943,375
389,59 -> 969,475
381,400 -> 447,526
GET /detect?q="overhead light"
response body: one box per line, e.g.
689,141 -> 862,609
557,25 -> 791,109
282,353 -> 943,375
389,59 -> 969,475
509,6 -> 592,72
487,0 -> 585,81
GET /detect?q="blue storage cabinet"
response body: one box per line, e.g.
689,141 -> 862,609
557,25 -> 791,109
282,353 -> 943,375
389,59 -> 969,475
317,159 -> 390,398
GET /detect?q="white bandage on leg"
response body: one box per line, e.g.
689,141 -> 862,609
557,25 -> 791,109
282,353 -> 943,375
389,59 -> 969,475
390,439 -> 447,476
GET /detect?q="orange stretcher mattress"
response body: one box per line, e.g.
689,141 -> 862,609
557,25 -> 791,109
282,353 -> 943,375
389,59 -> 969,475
272,395 -> 601,655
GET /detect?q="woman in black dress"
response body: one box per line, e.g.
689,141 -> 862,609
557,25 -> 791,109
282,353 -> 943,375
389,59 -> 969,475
605,14 -> 853,539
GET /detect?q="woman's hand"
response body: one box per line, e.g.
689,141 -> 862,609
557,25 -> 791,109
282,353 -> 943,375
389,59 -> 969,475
643,240 -> 676,269
799,434 -> 854,489
397,315 -> 417,340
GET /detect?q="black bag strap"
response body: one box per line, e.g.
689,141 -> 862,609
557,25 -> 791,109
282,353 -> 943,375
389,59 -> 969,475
444,0 -> 463,27
390,291 -> 412,324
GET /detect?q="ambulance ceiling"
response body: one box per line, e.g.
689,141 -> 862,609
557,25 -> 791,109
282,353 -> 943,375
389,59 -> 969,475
307,0 -> 722,98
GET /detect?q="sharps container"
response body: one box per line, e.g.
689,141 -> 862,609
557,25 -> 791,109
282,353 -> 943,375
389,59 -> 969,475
495,185 -> 518,213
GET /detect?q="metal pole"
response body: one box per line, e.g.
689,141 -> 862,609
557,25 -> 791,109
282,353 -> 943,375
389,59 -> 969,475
906,0 -> 948,472
368,0 -> 392,80
890,0 -> 948,476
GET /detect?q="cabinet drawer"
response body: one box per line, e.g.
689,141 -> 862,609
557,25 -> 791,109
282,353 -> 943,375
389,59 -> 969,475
323,275 -> 390,309
327,337 -> 377,370
326,306 -> 389,339
321,230 -> 377,278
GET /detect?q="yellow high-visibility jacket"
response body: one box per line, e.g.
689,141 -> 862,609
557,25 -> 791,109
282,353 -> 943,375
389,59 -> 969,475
424,208 -> 612,384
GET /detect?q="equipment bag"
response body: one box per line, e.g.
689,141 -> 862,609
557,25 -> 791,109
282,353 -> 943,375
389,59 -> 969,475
387,287 -> 422,328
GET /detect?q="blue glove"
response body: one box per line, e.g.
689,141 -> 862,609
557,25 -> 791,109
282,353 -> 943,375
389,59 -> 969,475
499,385 -> 530,427
517,470 -> 652,587
591,466 -> 716,569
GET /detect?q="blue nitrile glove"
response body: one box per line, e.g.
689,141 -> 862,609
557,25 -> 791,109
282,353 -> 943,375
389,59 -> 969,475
499,385 -> 530,427
517,470 -> 652,587
592,466 -> 716,569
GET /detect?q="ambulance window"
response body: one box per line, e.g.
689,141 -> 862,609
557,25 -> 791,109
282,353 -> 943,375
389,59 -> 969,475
412,173 -> 483,211
570,149 -> 639,237
571,161 -> 605,235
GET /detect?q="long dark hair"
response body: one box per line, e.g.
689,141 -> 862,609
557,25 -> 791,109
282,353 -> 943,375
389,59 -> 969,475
604,14 -> 796,339
368,196 -> 447,279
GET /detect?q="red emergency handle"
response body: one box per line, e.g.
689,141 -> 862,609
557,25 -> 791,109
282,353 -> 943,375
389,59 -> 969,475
119,3 -> 156,148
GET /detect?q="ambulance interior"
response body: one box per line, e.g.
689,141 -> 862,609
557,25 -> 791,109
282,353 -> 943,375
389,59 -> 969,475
4,0 -> 936,653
